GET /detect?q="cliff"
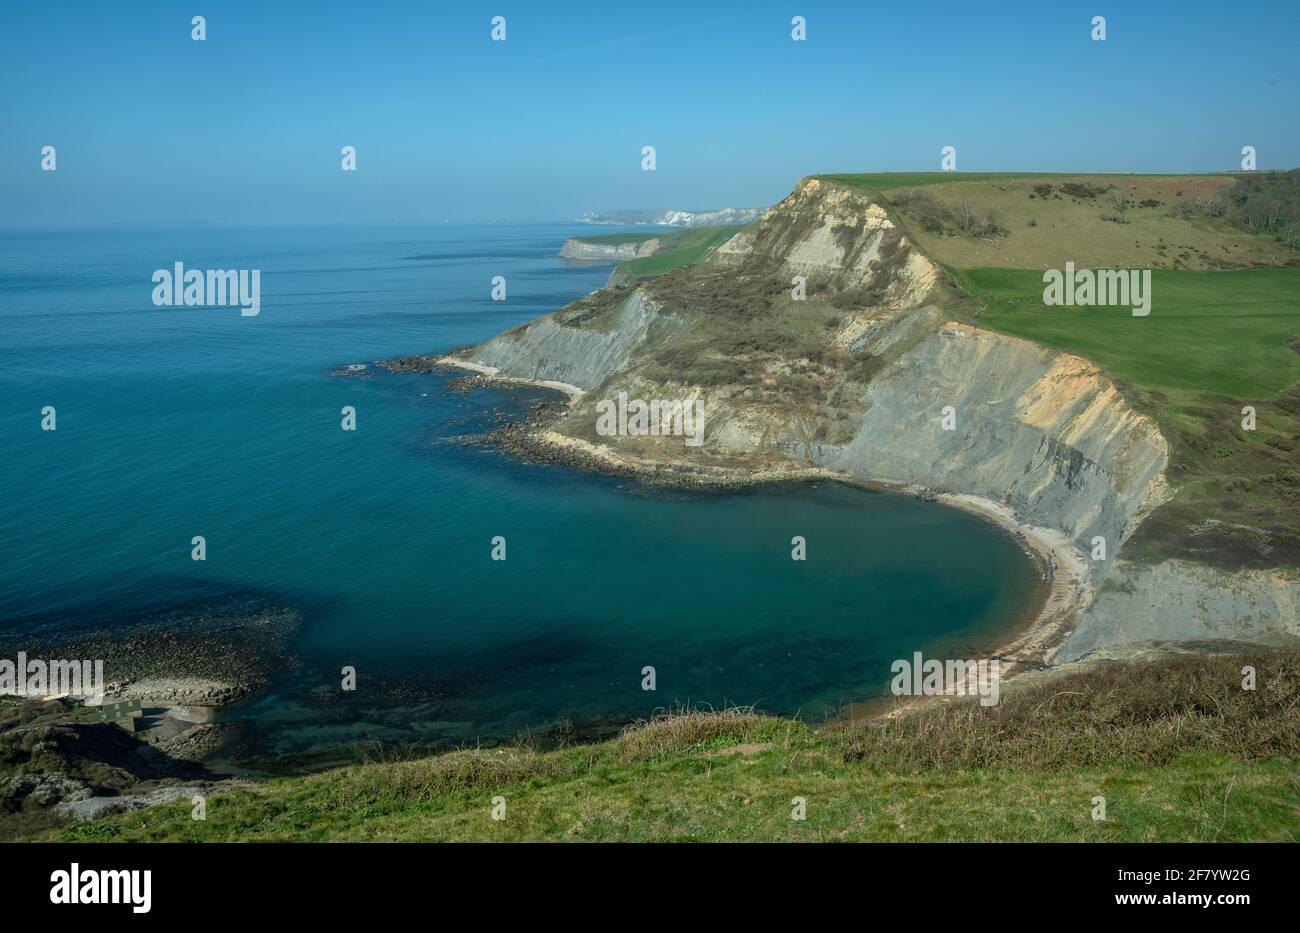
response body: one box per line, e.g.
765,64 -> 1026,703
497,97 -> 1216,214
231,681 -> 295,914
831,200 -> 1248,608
452,175 -> 1300,659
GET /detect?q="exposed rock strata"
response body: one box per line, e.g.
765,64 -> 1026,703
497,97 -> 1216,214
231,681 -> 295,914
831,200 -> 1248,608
447,176 -> 1297,657
1065,559 -> 1300,659
461,288 -> 670,390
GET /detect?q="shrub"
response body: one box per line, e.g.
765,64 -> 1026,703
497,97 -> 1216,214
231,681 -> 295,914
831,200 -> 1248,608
1172,170 -> 1300,249
889,192 -> 949,234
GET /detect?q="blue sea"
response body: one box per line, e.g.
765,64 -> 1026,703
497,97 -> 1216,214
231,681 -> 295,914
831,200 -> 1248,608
0,224 -> 1038,752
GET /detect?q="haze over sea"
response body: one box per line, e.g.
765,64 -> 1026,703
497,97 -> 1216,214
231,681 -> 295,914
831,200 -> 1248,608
0,224 -> 1037,752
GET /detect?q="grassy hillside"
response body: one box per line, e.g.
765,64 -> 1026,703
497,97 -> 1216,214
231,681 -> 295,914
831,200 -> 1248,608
821,172 -> 1074,192
46,648 -> 1300,842
827,173 -> 1296,270
614,226 -> 743,284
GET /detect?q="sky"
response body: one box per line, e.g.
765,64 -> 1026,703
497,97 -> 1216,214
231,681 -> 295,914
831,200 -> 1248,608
1,0 -> 1297,226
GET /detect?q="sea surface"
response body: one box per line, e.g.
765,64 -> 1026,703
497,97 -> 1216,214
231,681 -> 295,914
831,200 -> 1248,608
0,224 -> 1039,752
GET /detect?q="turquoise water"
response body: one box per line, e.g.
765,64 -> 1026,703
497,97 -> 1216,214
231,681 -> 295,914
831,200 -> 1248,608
0,225 -> 1038,751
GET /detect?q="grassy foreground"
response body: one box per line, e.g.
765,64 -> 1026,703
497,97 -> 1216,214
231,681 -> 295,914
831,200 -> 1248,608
48,648 -> 1300,842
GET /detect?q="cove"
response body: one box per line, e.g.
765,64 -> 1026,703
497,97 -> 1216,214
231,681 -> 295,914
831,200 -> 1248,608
229,383 -> 1042,753
0,223 -> 1040,756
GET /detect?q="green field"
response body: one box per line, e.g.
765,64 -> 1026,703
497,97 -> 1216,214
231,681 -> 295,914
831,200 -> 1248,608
962,267 -> 1300,397
615,226 -> 743,283
857,173 -> 1296,271
44,649 -> 1300,842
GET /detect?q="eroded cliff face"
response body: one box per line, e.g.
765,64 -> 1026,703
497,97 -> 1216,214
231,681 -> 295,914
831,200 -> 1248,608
1065,559 -> 1300,659
461,289 -> 669,390
800,324 -> 1169,559
452,176 -> 1297,656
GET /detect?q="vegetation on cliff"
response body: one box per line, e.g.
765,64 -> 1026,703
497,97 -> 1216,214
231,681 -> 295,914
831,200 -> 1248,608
612,226 -> 744,285
960,266 -> 1300,569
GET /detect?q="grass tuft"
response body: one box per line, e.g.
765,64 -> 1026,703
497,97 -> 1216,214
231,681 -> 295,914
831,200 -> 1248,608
615,706 -> 775,763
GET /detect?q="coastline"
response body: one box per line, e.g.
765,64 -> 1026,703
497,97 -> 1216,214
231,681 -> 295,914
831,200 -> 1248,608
426,359 -> 1092,690
433,355 -> 585,406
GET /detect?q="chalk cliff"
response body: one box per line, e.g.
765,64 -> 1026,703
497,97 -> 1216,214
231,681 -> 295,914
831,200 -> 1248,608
577,207 -> 767,227
559,238 -> 659,262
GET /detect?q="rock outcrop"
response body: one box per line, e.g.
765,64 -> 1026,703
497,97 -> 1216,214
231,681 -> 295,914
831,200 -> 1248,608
461,289 -> 670,390
712,178 -> 939,303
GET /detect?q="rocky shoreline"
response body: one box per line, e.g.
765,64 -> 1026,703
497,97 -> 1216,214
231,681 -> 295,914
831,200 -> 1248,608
0,599 -> 300,834
1,598 -> 301,707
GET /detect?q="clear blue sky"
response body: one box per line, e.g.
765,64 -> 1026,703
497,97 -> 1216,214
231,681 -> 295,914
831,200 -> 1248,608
2,0 -> 1297,225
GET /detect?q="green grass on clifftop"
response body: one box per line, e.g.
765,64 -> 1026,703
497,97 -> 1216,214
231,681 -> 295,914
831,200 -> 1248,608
964,266 -> 1300,398
820,172 -> 1071,192
615,226 -> 743,284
